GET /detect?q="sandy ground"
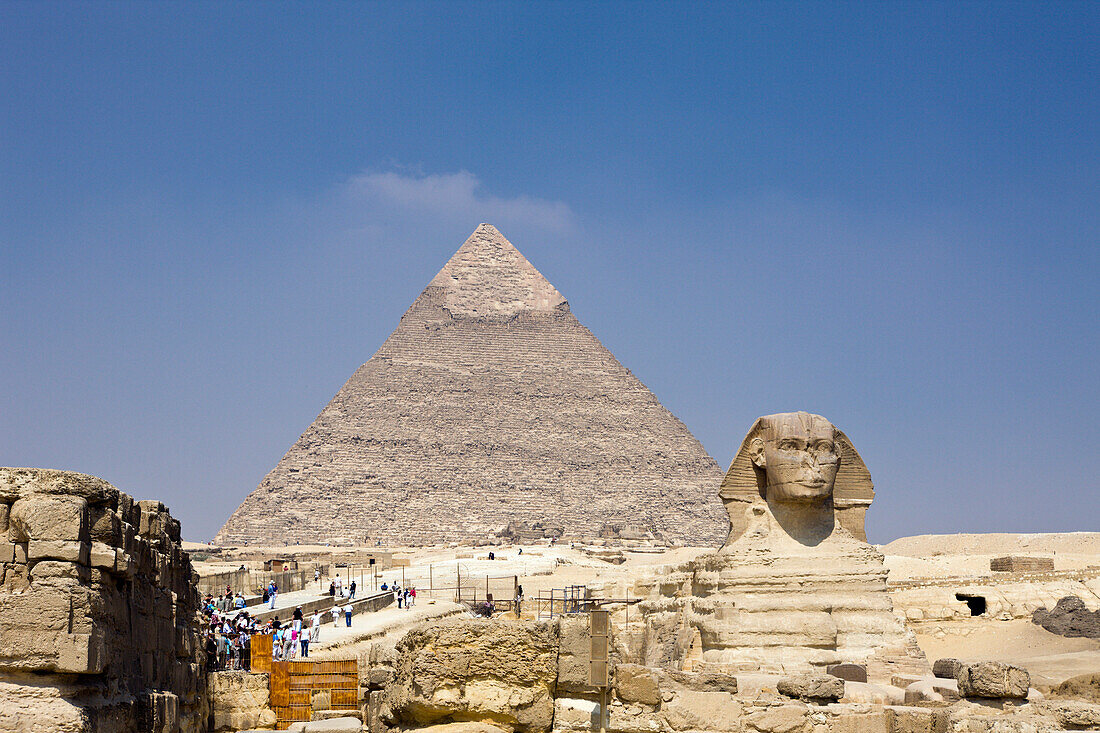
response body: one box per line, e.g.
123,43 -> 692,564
914,619 -> 1100,687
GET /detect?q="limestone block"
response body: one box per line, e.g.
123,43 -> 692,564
90,541 -> 117,570
882,706 -> 947,733
838,682 -> 903,705
777,674 -> 844,703
29,559 -> 89,582
743,703 -> 811,733
826,711 -> 888,733
658,668 -> 738,693
89,506 -> 122,545
614,664 -> 660,706
955,661 -> 1029,699
367,667 -> 395,690
826,664 -> 867,683
0,540 -> 14,563
292,718 -> 362,732
9,494 -> 88,542
930,658 -> 962,679
0,502 -> 9,532
0,467 -> 119,505
27,539 -> 90,565
14,541 -> 27,563
56,632 -> 106,674
1043,700 -> 1100,729
115,548 -> 135,577
554,698 -> 600,731
661,690 -> 742,731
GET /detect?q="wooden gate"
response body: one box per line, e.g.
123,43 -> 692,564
250,633 -> 273,674
270,658 -> 358,730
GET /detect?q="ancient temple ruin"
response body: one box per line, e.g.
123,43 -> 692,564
0,468 -> 206,733
216,224 -> 725,547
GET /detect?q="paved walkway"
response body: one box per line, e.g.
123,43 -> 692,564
304,598 -> 465,657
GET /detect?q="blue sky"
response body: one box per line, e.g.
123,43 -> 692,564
2,2 -> 1097,543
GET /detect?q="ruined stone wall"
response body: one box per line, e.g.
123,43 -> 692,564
0,468 -> 207,733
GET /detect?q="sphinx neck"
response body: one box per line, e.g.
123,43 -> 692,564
765,496 -> 835,547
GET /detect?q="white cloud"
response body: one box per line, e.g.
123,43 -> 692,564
338,170 -> 575,233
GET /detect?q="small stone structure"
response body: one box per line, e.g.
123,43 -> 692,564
0,468 -> 207,733
634,412 -> 927,680
991,555 -> 1055,572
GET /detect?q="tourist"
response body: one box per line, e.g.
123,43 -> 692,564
409,587 -> 416,607
315,568 -> 321,588
242,633 -> 252,671
310,610 -> 321,642
284,627 -> 296,659
292,606 -> 303,627
380,581 -> 388,591
268,581 -> 277,609
299,626 -> 310,658
396,585 -> 403,608
335,573 -> 343,597
204,633 -> 217,672
349,579 -> 356,599
328,579 -> 335,597
330,603 -> 341,627
343,600 -> 353,627
271,628 -> 283,661
215,630 -> 227,670
234,593 -> 246,610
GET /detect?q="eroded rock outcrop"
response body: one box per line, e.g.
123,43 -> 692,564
384,618 -> 559,733
0,468 -> 206,733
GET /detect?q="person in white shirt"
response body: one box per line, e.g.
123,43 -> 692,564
310,611 -> 322,642
330,604 -> 341,627
343,602 -> 353,627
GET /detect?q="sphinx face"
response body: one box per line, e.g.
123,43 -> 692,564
757,413 -> 839,503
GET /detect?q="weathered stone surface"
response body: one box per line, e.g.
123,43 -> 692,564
743,703 -> 811,733
9,494 -> 88,542
216,224 -> 725,547
930,658 -> 962,680
1032,595 -> 1100,639
883,706 -> 948,733
1041,700 -> 1100,729
288,718 -> 362,733
1051,672 -> 1100,703
0,468 -> 119,505
662,690 -> 742,731
658,668 -> 738,693
955,661 -> 1029,699
613,664 -> 660,706
0,468 -> 206,732
556,614 -> 594,695
777,673 -> 845,703
211,670 -> 277,731
826,664 -> 867,683
386,618 -> 558,732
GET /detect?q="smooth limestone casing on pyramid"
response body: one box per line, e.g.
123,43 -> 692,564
215,224 -> 725,546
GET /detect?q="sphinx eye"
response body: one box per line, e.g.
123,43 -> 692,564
778,440 -> 800,450
814,441 -> 834,453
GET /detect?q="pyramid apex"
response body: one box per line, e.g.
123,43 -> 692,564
426,225 -> 567,317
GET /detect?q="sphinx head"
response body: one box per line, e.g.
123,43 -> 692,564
746,412 -> 839,504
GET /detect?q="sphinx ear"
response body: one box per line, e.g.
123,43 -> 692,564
748,437 -> 767,468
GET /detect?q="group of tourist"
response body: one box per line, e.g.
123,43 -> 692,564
325,573 -> 357,599
201,589 -> 263,671
380,581 -> 416,608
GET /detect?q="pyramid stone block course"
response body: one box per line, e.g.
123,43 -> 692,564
216,224 -> 725,546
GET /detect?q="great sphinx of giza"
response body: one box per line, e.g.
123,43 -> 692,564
635,412 -> 928,682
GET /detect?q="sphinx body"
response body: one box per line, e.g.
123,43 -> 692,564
637,413 -> 927,681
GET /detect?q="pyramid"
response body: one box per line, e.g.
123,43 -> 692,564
215,224 -> 726,546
